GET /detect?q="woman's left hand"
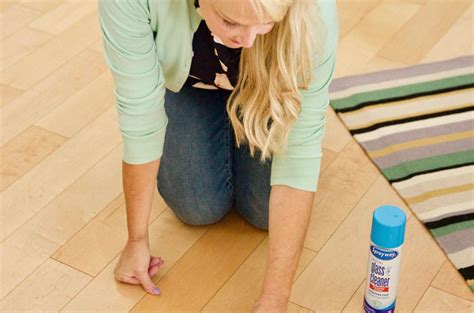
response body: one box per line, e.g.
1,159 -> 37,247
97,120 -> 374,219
252,295 -> 288,313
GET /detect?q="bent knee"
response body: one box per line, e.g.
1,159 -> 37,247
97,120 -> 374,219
158,183 -> 233,226
234,197 -> 269,231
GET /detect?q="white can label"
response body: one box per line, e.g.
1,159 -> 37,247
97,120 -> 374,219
364,242 -> 402,312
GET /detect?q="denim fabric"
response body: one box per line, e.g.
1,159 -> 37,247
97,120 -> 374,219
157,85 -> 271,230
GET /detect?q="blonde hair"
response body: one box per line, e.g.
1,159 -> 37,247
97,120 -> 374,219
226,0 -> 326,162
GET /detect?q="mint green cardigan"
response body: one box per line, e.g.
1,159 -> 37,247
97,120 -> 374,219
97,0 -> 339,192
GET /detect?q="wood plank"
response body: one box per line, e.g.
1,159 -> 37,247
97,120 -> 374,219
414,286 -> 473,312
202,238 -> 316,313
0,3 -> 41,40
0,11 -> 101,90
100,190 -> 165,231
287,301 -> 315,313
17,0 -> 64,13
336,1 -> 421,76
88,39 -> 104,54
130,209 -> 267,312
342,214 -> 447,312
335,0 -> 382,39
0,125 -> 67,192
431,260 -> 474,303
0,1 -> 17,13
0,258 -> 91,311
322,107 -> 352,153
0,84 -> 23,107
26,144 -> 123,244
61,209 -> 209,312
29,0 -> 97,35
1,49 -> 106,146
320,148 -> 338,173
0,27 -> 52,72
52,188 -> 166,276
422,3 -> 473,63
0,225 -> 59,299
0,105 -> 121,241
94,193 -> 124,222
0,144 -> 122,298
291,175 -> 413,312
305,140 -> 380,252
341,279 -> 365,313
35,71 -> 114,138
362,55 -> 408,73
377,0 -> 471,65
52,219 -> 128,277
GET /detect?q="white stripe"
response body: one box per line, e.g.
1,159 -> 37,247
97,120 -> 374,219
392,165 -> 474,190
417,201 -> 473,220
448,247 -> 474,269
330,67 -> 472,100
411,190 -> 474,214
354,111 -> 474,142
392,167 -> 474,198
396,174 -> 474,198
340,89 -> 472,128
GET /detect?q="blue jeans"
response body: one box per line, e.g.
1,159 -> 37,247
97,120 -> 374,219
157,85 -> 271,230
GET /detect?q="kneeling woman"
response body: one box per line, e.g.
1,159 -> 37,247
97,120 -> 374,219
98,0 -> 339,311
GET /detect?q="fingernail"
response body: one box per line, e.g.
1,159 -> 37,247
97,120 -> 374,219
153,287 -> 161,295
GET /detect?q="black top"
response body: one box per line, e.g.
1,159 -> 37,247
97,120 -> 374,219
184,0 -> 242,90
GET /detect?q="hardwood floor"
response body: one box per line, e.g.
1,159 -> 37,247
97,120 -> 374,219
1,0 -> 473,312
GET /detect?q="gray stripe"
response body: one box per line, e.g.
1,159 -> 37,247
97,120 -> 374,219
374,138 -> 474,169
361,120 -> 474,151
436,227 -> 474,254
329,55 -> 474,93
424,208 -> 474,224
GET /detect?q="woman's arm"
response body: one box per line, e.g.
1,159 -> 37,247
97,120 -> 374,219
122,159 -> 160,242
255,185 -> 315,309
256,5 -> 339,307
98,0 -> 167,295
113,159 -> 164,296
98,0 -> 167,241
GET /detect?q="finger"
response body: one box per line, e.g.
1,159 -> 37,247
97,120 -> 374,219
149,256 -> 163,267
148,259 -> 165,277
152,259 -> 165,268
114,274 -> 140,285
135,270 -> 161,295
149,264 -> 159,277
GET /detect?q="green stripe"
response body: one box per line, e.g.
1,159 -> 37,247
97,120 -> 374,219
330,73 -> 474,111
430,220 -> 474,237
382,149 -> 474,181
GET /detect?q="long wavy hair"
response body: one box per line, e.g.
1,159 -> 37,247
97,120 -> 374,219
226,0 -> 326,162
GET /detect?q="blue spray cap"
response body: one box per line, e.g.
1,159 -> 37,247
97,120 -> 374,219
370,205 -> 407,248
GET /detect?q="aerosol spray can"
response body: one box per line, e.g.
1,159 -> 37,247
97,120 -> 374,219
363,205 -> 407,313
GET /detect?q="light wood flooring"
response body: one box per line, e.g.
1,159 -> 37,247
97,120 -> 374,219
1,0 -> 473,312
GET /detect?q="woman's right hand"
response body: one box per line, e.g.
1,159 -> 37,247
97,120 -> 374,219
113,239 -> 165,295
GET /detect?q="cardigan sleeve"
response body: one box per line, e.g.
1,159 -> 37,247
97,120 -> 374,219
270,2 -> 339,192
98,0 -> 167,164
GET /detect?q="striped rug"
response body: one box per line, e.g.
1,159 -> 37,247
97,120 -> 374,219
328,55 -> 474,292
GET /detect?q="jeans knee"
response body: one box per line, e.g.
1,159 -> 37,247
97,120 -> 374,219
234,199 -> 269,231
157,182 -> 233,226
174,200 -> 232,226
246,215 -> 269,231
